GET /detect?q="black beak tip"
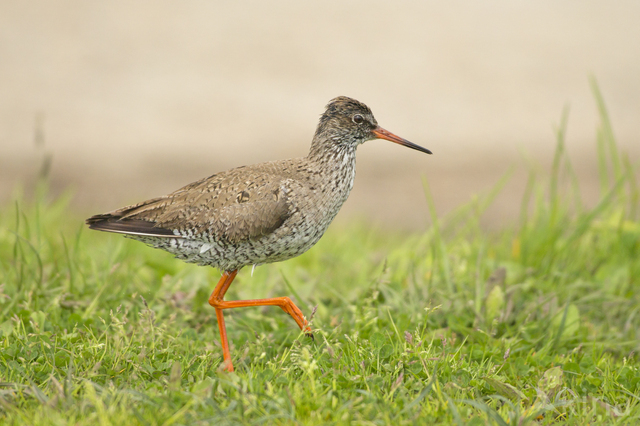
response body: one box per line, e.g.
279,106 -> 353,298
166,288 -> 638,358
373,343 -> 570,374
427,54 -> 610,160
406,143 -> 432,155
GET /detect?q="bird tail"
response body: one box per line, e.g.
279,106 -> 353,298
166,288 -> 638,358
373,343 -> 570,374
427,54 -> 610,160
86,199 -> 180,238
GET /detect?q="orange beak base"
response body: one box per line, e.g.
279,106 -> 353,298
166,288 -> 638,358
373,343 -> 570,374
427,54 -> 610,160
372,127 -> 432,155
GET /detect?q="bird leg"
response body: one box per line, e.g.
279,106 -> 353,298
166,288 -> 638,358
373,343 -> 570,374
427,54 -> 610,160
208,270 -> 238,371
208,269 -> 311,372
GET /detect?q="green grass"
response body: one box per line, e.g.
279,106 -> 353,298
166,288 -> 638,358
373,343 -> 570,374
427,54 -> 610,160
1,84 -> 639,425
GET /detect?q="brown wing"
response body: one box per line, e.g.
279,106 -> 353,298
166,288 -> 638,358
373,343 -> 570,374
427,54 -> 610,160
86,164 -> 293,244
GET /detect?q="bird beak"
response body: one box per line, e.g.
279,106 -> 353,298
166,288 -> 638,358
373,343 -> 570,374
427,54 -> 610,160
372,127 -> 432,154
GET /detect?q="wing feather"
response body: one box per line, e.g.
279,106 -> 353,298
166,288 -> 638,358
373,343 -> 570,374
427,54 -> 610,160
86,164 -> 294,244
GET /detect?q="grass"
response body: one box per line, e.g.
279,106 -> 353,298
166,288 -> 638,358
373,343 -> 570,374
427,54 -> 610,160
1,83 -> 639,425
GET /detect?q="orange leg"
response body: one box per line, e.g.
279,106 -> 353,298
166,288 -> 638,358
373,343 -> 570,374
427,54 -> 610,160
209,270 -> 237,371
208,269 -> 311,372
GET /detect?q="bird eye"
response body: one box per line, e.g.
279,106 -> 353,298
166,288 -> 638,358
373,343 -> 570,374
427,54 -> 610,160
353,114 -> 364,124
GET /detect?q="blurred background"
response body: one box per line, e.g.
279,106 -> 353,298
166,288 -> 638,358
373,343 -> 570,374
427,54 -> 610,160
2,0 -> 639,230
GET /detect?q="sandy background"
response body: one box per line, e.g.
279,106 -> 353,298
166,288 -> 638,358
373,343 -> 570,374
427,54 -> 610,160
1,1 -> 639,230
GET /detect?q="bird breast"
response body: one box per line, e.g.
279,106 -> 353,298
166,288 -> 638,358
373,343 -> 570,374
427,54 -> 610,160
133,149 -> 358,271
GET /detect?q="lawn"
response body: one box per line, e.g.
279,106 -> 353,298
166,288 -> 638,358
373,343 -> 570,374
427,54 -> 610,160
1,87 -> 639,425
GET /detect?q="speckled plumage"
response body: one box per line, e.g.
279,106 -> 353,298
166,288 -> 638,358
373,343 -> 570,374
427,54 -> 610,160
87,97 -> 430,271
87,96 -> 431,371
91,155 -> 356,271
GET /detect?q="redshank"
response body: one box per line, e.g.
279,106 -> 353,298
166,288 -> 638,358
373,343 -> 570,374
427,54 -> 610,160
87,96 -> 431,371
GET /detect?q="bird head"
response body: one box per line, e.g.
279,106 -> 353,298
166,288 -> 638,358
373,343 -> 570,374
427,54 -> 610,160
311,96 -> 432,156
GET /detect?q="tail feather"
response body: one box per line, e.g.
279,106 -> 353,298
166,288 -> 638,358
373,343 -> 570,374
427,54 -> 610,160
86,213 -> 180,238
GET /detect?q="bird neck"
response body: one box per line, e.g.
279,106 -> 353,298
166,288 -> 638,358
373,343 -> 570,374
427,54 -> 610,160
306,134 -> 358,220
306,138 -> 358,210
308,128 -> 359,162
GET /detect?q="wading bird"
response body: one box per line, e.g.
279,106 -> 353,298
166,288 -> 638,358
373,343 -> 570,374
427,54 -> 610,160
87,96 -> 431,371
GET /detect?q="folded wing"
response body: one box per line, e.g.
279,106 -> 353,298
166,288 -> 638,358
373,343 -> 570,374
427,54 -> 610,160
86,166 -> 293,244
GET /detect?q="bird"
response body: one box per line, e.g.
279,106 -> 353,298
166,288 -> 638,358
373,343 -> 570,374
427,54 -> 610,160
86,96 -> 432,372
